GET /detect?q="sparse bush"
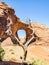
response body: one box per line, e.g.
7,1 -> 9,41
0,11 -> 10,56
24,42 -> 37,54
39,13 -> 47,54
0,46 -> 5,60
27,58 -> 47,65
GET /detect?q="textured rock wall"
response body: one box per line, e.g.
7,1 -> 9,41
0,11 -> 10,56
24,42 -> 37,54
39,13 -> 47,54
31,22 -> 49,46
0,2 -> 33,41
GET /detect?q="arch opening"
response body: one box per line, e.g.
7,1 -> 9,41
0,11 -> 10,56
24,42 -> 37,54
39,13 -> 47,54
17,30 -> 26,44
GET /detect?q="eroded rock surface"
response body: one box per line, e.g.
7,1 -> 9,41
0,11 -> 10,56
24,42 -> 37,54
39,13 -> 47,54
0,2 -> 33,42
31,22 -> 49,46
1,37 -> 13,47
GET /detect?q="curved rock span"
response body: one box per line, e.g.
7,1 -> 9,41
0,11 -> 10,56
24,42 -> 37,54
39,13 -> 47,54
0,2 -> 33,42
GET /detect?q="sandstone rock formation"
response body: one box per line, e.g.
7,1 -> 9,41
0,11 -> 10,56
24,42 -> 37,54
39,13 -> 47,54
0,2 -> 33,42
1,37 -> 13,47
0,2 -> 49,46
31,22 -> 49,46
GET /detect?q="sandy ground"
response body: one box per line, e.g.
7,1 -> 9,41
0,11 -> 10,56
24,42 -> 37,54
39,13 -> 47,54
27,45 -> 49,65
2,45 -> 49,65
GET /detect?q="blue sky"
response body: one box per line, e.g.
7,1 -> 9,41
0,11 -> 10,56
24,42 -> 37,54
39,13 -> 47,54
1,0 -> 49,38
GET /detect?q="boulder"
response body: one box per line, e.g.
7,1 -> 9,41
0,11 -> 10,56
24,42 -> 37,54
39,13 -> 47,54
1,37 -> 13,46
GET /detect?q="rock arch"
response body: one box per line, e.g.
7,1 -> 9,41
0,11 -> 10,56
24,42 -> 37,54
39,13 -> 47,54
0,2 -> 33,42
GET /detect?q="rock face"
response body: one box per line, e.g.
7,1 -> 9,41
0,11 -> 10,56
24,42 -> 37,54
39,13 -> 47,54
1,37 -> 13,47
0,2 -> 33,42
31,22 -> 49,46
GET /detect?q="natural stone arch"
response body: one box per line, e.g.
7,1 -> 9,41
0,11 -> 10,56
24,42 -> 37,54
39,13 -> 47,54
0,2 -> 33,42
11,19 -> 33,41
